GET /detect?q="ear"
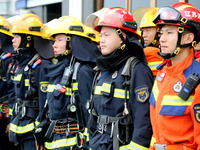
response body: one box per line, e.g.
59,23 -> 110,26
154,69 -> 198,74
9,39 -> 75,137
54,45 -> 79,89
120,32 -> 126,44
184,32 -> 194,44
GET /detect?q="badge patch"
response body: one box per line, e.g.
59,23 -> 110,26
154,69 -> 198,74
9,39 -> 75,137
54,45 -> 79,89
173,81 -> 182,93
24,65 -> 29,71
112,71 -> 118,79
135,85 -> 149,103
40,82 -> 49,92
156,72 -> 165,82
193,104 -> 200,123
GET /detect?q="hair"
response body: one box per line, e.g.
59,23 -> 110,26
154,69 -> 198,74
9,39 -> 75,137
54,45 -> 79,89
183,27 -> 200,43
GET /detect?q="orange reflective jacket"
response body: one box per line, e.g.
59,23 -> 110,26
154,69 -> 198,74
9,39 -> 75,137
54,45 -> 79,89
149,52 -> 200,150
144,46 -> 163,77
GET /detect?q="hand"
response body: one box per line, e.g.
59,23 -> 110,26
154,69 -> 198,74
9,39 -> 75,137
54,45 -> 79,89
5,124 -> 11,141
39,145 -> 46,150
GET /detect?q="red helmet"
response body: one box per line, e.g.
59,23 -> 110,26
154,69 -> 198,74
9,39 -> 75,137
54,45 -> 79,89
94,7 -> 139,37
153,2 -> 200,59
154,2 -> 200,36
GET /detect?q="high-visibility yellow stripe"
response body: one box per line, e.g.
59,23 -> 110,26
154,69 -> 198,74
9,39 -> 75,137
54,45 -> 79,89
10,120 -> 39,134
95,85 -> 129,99
129,141 -> 149,150
83,128 -> 89,142
161,95 -> 193,106
9,108 -> 13,116
72,82 -> 78,91
150,136 -> 156,147
101,83 -> 111,93
148,61 -> 163,70
25,79 -> 29,86
47,84 -> 72,95
14,74 -> 22,81
152,80 -> 159,102
10,122 -> 35,134
45,136 -> 77,149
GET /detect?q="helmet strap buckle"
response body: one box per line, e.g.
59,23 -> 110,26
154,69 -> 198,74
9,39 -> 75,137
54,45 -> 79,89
192,41 -> 197,47
178,27 -> 184,33
181,17 -> 187,24
174,47 -> 180,55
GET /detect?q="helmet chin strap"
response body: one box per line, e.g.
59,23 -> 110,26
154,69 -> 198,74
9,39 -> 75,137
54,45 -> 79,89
116,29 -> 126,50
158,27 -> 194,60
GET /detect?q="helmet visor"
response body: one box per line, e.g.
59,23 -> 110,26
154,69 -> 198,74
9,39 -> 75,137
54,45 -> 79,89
153,6 -> 182,24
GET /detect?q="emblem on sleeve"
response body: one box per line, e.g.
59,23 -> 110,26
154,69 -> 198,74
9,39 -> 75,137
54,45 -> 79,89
193,104 -> 200,123
40,82 -> 49,92
135,85 -> 149,103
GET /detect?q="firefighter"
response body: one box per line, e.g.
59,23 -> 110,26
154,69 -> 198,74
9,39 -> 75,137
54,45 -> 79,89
8,13 -> 53,150
88,7 -> 153,150
139,8 -> 163,77
41,16 -> 101,150
149,2 -> 200,150
0,16 -> 20,150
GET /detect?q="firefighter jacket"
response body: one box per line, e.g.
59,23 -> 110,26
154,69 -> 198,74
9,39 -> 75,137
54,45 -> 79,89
89,61 -> 153,150
9,50 -> 51,143
44,55 -> 78,150
144,46 -> 163,77
149,52 -> 200,150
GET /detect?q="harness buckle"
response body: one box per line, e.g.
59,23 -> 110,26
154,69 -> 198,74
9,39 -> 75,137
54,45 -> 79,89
97,123 -> 107,134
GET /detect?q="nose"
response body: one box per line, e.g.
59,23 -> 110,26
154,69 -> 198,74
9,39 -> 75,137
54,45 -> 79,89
159,33 -> 166,43
100,35 -> 105,44
12,37 -> 15,43
142,30 -> 147,38
53,41 -> 57,48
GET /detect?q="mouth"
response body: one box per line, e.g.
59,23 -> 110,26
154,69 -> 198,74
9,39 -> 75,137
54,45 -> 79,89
100,45 -> 106,49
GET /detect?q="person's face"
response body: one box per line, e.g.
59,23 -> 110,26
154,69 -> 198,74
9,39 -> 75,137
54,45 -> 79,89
53,34 -> 67,55
100,26 -> 122,55
159,25 -> 178,54
142,27 -> 157,45
12,34 -> 21,51
194,42 -> 200,51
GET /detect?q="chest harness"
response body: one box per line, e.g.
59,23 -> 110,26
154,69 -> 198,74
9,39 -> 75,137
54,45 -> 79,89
44,56 -> 85,148
14,53 -> 41,145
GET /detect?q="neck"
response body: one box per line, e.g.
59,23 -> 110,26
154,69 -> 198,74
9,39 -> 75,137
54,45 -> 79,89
171,47 -> 191,65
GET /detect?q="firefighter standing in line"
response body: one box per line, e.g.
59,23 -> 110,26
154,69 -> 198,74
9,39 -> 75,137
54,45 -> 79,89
139,8 -> 163,77
88,7 -> 153,150
149,2 -> 200,150
41,16 -> 101,150
8,13 -> 53,150
0,16 -> 20,150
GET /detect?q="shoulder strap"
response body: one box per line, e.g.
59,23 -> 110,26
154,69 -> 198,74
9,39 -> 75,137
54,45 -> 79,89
121,56 -> 141,86
72,62 -> 81,81
121,56 -> 140,116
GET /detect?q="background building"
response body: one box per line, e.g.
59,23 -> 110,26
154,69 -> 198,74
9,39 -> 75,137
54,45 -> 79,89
0,0 -> 199,24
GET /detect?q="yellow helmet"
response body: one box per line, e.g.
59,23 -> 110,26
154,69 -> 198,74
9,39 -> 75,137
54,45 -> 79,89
0,16 -> 13,37
139,8 -> 159,29
59,16 -> 87,38
40,19 -> 58,40
12,13 -> 43,37
84,25 -> 100,43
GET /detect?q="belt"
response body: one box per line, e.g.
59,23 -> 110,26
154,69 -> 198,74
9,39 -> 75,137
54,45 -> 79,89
54,123 -> 79,135
155,144 -> 195,150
